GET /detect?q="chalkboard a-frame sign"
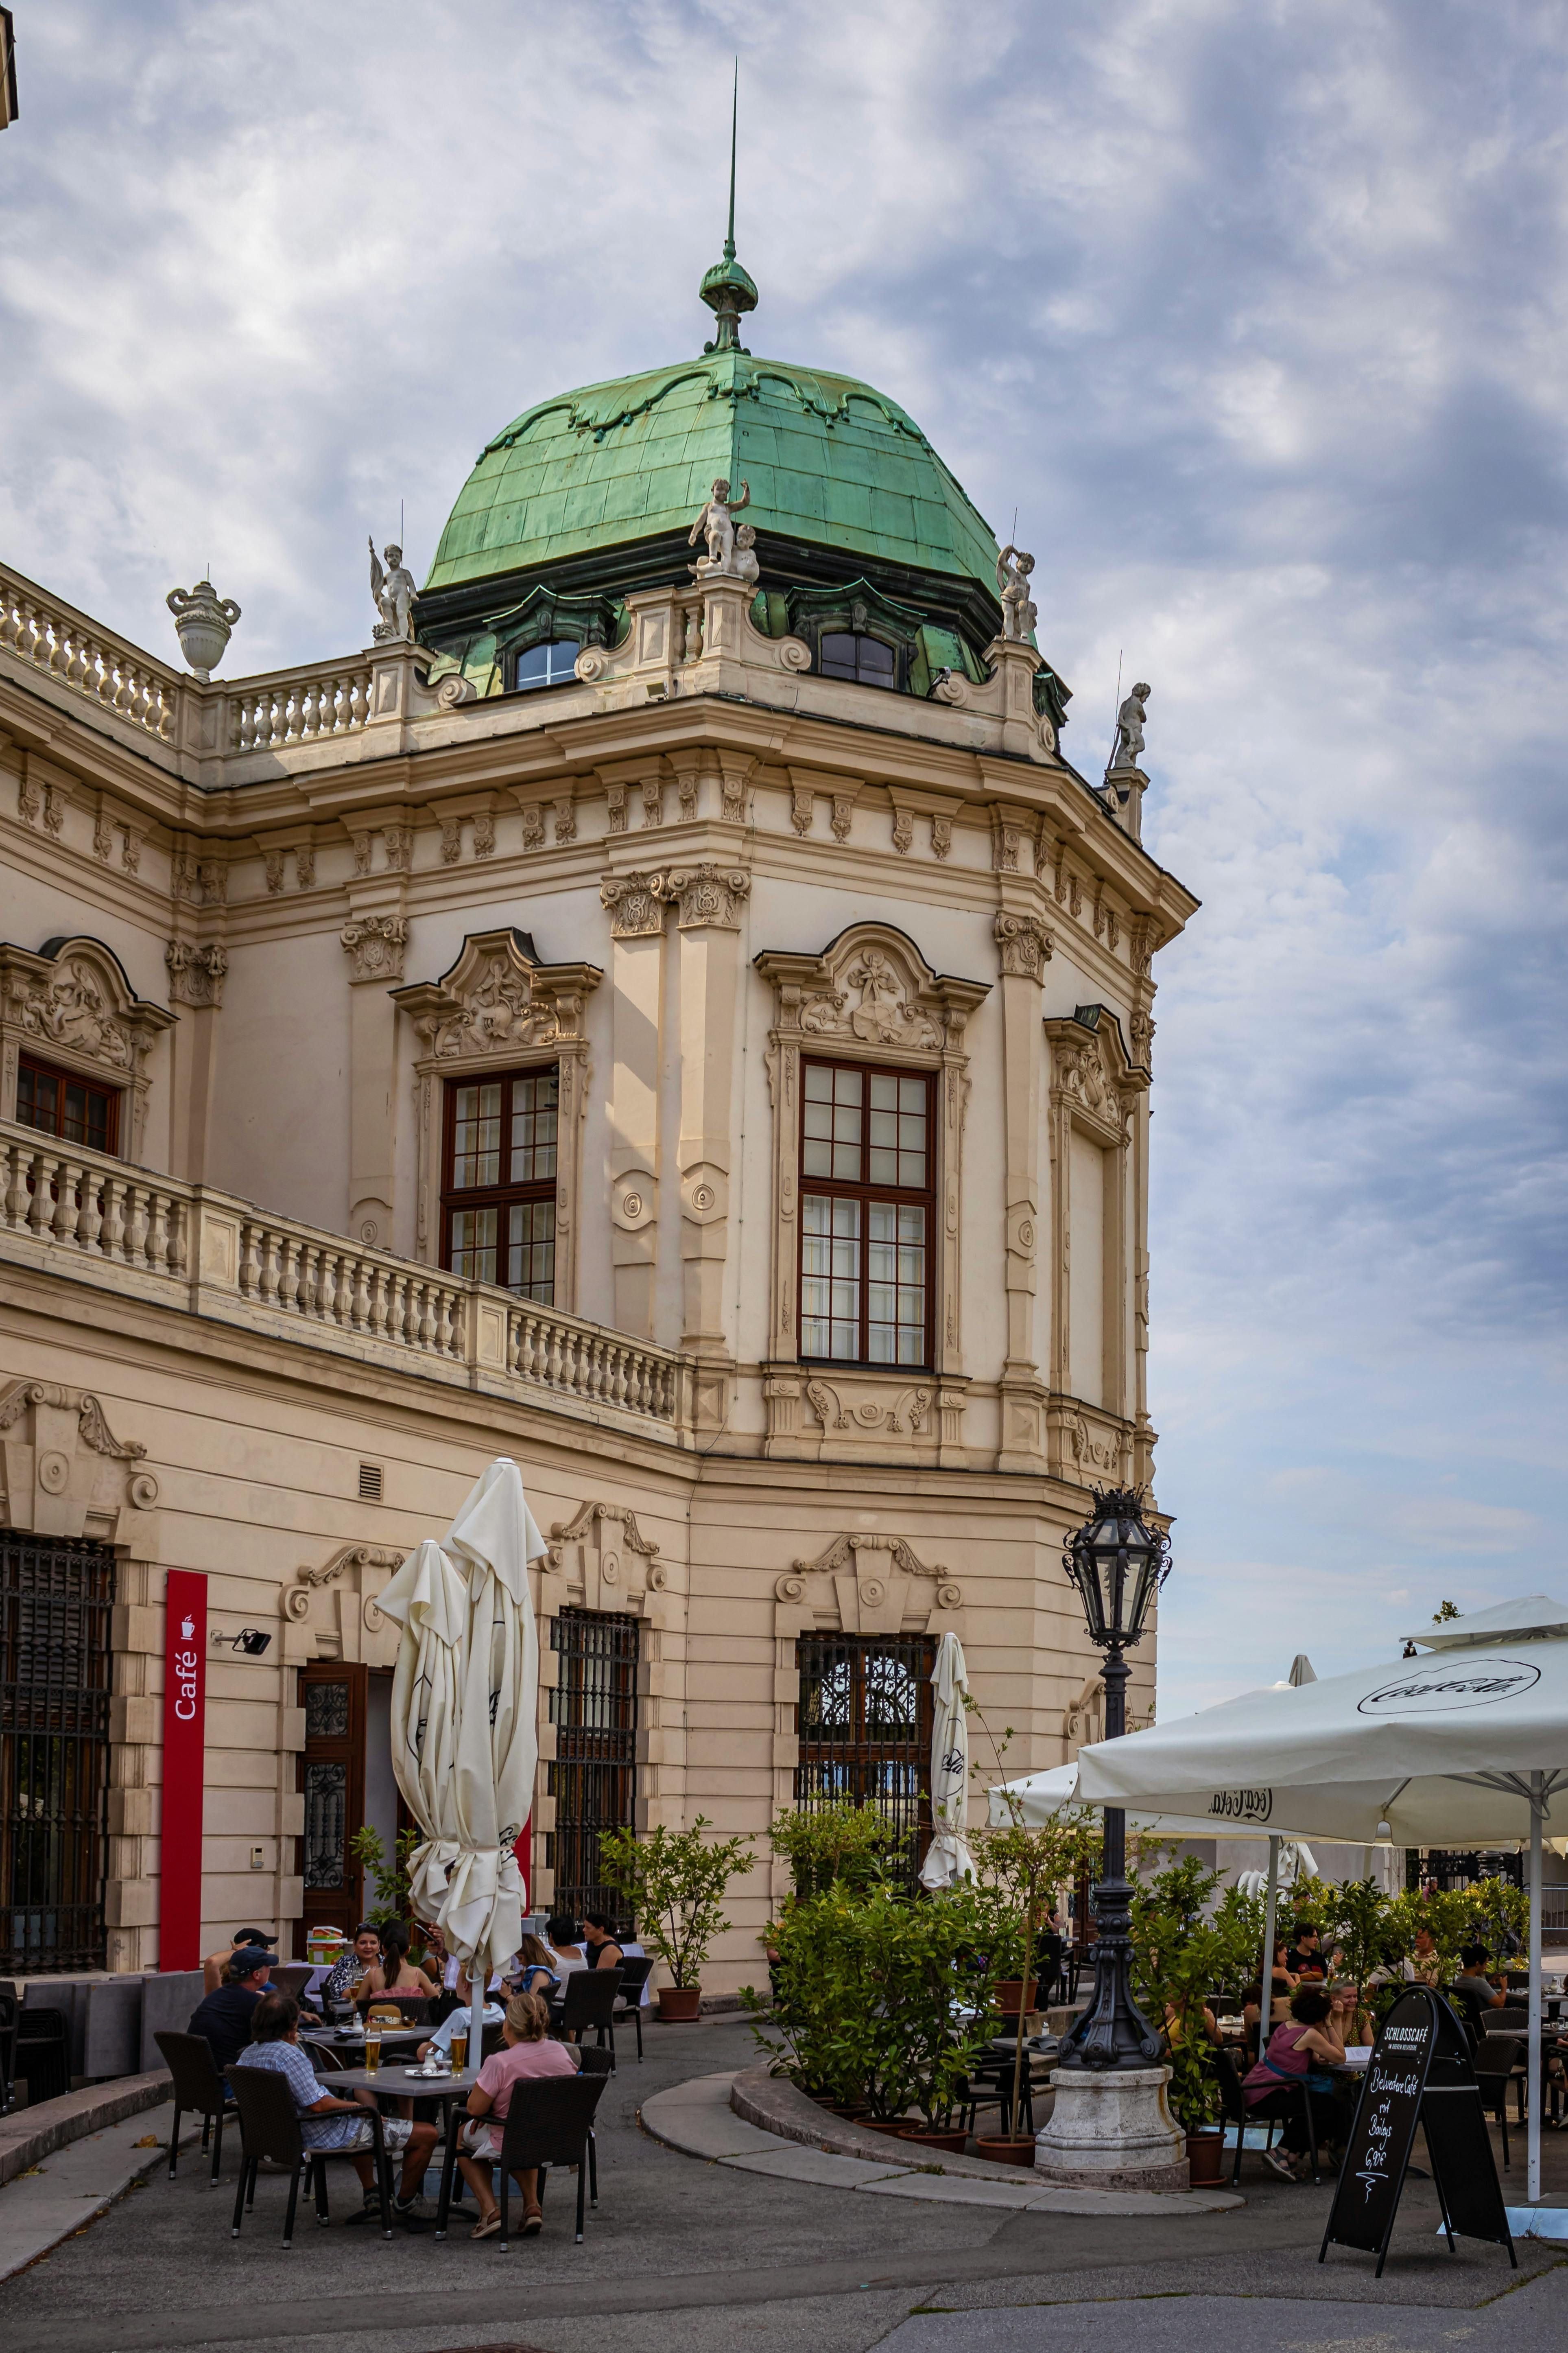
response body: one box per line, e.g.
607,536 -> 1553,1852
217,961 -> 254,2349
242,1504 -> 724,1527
1320,1986 -> 1515,2279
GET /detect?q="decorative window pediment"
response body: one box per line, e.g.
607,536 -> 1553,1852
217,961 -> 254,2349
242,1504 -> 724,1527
1044,1003 -> 1144,1144
395,929 -> 601,1311
0,935 -> 175,1158
392,927 -> 601,1062
756,922 -> 988,1061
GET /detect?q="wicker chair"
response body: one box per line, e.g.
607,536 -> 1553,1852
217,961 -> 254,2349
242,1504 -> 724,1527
154,2030 -> 232,2185
490,2072 -> 609,2249
224,2062 -> 393,2246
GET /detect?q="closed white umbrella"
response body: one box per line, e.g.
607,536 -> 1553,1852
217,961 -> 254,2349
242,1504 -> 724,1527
378,1459 -> 545,2073
920,1632 -> 976,1889
1072,1596 -> 1568,2206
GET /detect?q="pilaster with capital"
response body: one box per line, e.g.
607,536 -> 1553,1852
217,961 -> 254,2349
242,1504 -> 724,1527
994,908 -> 1053,1469
600,870 -> 669,1338
340,906 -> 408,1249
670,863 -> 751,1410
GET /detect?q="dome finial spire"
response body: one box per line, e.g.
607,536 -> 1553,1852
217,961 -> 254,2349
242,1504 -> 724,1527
700,58 -> 758,355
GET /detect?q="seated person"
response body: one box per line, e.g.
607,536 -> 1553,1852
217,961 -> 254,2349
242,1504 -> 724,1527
202,1927 -> 275,1996
545,1914 -> 588,1973
415,1997 -> 506,2064
1284,1924 -> 1326,1978
1164,1996 -> 1218,2049
1403,1926 -> 1442,1985
507,1933 -> 562,2002
582,1912 -> 625,1971
188,1946 -> 275,2073
324,1924 -> 383,2008
1241,1984 -> 1349,2181
1450,1944 -> 1508,2035
235,1991 -> 438,2227
455,1990 -> 581,2240
360,1921 -> 438,2003
1329,1980 -> 1374,2048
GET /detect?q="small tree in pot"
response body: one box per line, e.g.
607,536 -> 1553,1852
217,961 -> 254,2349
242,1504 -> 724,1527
598,1819 -> 754,2018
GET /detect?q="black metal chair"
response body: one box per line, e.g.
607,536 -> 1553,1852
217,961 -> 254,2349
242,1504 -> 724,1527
14,2007 -> 70,2106
224,2062 -> 393,2246
154,2029 -> 233,2185
556,1969 -> 622,2067
491,2072 -> 609,2249
612,1956 -> 653,2060
0,1990 -> 17,2117
1214,2047 -> 1320,2185
1475,2033 -> 1525,2165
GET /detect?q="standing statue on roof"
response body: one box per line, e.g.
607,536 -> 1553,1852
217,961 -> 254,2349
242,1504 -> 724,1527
996,545 -> 1037,642
688,477 -> 751,576
1110,681 -> 1151,772
369,538 -> 419,643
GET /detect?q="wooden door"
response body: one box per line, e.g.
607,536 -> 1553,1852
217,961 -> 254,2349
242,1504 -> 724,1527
298,1662 -> 367,1944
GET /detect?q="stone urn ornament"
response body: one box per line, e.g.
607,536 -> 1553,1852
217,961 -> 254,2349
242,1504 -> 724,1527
166,580 -> 240,681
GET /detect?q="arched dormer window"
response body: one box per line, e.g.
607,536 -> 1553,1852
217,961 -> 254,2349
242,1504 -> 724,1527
818,632 -> 897,689
513,638 -> 581,692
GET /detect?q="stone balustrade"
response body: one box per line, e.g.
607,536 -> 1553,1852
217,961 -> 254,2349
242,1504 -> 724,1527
0,567 -> 183,746
0,1120 -> 690,1439
228,661 -> 373,750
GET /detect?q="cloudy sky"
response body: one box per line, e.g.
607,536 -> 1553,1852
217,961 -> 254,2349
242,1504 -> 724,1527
4,2 -> 1564,1712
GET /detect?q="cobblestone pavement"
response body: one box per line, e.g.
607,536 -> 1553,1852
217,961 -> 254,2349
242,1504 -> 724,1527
0,2017 -> 1561,2353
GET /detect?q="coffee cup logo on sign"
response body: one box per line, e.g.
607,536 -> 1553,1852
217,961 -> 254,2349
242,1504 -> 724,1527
1356,1657 -> 1541,1718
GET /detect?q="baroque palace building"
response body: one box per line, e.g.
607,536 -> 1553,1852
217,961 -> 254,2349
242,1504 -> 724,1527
0,242 -> 1197,1988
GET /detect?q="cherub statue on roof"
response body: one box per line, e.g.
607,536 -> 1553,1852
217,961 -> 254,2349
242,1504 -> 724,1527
369,539 -> 418,643
996,545 -> 1037,642
1110,682 -> 1151,772
688,477 -> 751,575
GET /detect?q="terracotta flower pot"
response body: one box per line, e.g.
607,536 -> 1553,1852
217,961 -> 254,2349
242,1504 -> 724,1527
657,1986 -> 703,2021
993,1979 -> 1038,2014
974,2133 -> 1036,2167
1186,2128 -> 1226,2185
861,2117 -> 917,2136
897,2126 -> 970,2156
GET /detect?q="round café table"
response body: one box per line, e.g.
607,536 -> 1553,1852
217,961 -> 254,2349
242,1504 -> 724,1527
308,2060 -> 480,2237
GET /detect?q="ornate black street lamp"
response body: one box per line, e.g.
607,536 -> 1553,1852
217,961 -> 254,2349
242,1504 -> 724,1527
1057,1486 -> 1171,2071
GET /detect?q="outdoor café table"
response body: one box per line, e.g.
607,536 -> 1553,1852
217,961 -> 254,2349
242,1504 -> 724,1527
306,2060 -> 481,2237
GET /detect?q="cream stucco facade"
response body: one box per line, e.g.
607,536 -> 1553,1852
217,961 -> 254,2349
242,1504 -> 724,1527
0,523 -> 1197,1991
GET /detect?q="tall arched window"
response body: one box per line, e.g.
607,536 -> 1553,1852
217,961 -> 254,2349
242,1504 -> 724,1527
818,632 -> 896,689
513,639 -> 581,691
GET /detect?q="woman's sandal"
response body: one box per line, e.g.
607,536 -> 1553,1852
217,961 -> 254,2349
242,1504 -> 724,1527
522,2206 -> 544,2235
469,2210 -> 502,2239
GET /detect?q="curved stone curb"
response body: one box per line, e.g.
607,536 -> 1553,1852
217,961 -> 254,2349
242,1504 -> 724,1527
641,2070 -> 1243,2215
0,2069 -> 171,2188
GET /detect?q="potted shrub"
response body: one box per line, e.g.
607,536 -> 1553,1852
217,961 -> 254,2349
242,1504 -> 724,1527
598,1818 -> 753,2019
972,1806 -> 1101,2165
743,1883 -> 883,2109
1131,1855 -> 1262,2182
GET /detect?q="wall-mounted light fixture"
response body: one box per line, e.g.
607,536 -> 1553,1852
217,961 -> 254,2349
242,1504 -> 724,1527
211,1626 -> 273,1656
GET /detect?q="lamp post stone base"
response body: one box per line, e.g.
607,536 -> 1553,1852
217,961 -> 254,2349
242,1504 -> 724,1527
1034,2064 -> 1189,2194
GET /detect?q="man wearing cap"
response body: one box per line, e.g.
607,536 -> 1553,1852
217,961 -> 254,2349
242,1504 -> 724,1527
202,1927 -> 275,1994
189,1945 -> 275,2073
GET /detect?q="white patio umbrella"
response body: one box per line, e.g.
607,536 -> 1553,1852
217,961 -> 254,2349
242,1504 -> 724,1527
919,1633 -> 976,1889
379,1457 -> 546,2075
1072,1595 -> 1568,2204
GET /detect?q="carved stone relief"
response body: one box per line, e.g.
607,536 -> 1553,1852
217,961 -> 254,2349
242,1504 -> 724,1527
775,1531 -> 963,1638
544,1500 -> 668,1618
664,863 -> 750,931
0,936 -> 175,1155
994,911 -> 1053,980
165,940 -> 228,1009
600,871 -> 668,940
340,915 -> 408,984
282,1541 -> 405,1664
0,1377 -> 160,1544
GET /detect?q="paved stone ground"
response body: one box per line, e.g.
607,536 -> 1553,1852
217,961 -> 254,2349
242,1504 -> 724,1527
0,2016 -> 1561,2353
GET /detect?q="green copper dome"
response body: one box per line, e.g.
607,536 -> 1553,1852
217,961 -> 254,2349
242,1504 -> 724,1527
424,347 -> 1003,595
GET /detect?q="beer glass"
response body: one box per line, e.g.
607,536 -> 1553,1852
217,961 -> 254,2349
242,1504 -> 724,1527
450,2027 -> 468,2073
365,2022 -> 382,2076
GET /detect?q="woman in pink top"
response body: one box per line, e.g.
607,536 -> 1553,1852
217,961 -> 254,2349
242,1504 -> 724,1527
1240,1982 -> 1347,2181
457,1990 -> 579,2239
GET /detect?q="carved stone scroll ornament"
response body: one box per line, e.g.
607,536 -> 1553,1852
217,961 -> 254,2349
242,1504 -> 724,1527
0,1378 -> 157,1540
165,940 -> 229,1009
599,872 -> 668,940
662,863 -> 750,930
994,911 -> 1053,980
805,1377 -> 930,1437
339,914 -> 408,984
546,1501 -> 667,1611
285,1542 -> 405,1624
780,1530 -> 963,1636
1068,1415 -> 1127,1477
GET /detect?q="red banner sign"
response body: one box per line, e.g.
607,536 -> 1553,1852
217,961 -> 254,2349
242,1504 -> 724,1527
160,1569 -> 208,1969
